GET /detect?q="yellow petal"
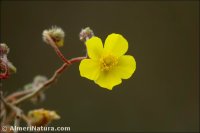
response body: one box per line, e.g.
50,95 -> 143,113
113,55 -> 136,79
104,33 -> 128,57
85,37 -> 103,59
79,59 -> 100,80
95,71 -> 122,90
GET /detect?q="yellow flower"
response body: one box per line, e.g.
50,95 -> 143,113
79,33 -> 136,90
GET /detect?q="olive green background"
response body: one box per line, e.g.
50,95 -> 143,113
0,1 -> 199,132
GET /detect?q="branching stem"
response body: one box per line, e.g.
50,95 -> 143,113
1,30 -> 87,127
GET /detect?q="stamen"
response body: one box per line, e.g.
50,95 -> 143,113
100,54 -> 118,71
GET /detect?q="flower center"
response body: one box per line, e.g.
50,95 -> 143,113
100,54 -> 118,71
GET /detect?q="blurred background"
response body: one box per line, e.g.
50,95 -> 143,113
0,1 -> 199,132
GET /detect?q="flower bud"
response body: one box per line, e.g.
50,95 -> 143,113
27,108 -> 60,127
0,43 -> 9,55
33,75 -> 48,86
24,75 -> 47,104
0,43 -> 16,79
42,26 -> 65,47
79,27 -> 94,42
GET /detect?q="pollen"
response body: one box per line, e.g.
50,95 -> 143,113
100,54 -> 118,71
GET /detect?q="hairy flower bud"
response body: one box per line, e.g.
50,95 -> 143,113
79,27 -> 94,42
42,26 -> 65,47
0,43 -> 9,55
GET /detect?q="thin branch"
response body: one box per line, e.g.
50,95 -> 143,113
54,47 -> 71,65
12,56 -> 85,106
0,94 -> 23,128
5,89 -> 34,102
5,54 -> 86,103
0,95 -> 22,115
1,31 -> 87,126
45,34 -> 71,65
70,56 -> 87,64
12,63 -> 68,105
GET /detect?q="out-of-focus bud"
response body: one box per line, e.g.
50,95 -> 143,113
24,75 -> 47,104
27,108 -> 60,127
42,26 -> 65,47
0,43 -> 9,55
33,75 -> 48,86
0,43 -> 16,79
30,92 -> 45,104
79,27 -> 94,42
